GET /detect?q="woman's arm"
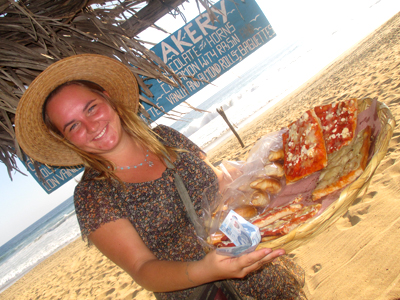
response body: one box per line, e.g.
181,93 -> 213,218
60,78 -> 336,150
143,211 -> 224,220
89,218 -> 284,293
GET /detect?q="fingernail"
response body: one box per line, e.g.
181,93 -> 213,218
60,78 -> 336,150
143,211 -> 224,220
264,249 -> 273,255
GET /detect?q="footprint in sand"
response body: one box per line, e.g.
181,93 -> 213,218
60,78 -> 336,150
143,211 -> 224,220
378,158 -> 397,173
360,191 -> 378,203
312,263 -> 322,273
336,203 -> 371,230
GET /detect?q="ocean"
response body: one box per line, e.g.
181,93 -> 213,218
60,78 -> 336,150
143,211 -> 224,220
0,198 -> 80,292
1,0 -> 399,293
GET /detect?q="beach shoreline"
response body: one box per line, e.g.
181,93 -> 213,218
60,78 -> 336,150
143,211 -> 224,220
2,11 -> 400,300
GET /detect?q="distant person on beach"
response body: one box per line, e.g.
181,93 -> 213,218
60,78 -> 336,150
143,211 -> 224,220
15,54 -> 306,299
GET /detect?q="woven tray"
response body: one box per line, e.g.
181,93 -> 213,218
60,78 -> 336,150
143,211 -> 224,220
256,98 -> 395,253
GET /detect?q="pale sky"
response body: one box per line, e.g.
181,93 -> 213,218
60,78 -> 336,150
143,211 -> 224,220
1,0 -> 399,247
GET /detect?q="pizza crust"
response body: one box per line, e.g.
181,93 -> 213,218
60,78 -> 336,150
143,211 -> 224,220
312,126 -> 372,200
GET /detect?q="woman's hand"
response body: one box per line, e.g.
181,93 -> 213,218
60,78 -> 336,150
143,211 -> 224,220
89,218 -> 285,292
191,248 -> 285,282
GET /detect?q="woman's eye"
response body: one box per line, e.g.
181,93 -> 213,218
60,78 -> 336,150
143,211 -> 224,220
70,123 -> 79,131
88,104 -> 97,114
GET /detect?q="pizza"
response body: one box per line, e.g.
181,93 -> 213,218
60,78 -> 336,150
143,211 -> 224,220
312,126 -> 372,200
210,201 -> 321,247
259,203 -> 321,240
314,98 -> 358,154
282,109 -> 328,183
251,196 -> 303,228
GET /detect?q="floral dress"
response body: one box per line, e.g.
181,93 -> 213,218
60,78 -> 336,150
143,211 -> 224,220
74,125 -> 305,300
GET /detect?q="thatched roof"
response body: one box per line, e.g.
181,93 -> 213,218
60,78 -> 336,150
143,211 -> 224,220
0,0 -> 215,179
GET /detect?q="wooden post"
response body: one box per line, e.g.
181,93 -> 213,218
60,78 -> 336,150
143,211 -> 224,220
216,106 -> 245,148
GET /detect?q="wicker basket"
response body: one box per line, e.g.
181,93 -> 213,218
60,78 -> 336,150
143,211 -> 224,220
256,98 -> 396,253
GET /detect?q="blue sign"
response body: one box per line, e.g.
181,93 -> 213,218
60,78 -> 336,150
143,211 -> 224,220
143,0 -> 275,121
22,159 -> 83,194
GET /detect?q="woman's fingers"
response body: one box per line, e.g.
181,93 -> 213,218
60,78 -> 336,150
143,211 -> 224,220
239,248 -> 284,266
234,248 -> 286,276
203,248 -> 286,280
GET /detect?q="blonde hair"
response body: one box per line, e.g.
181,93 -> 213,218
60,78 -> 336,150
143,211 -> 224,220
43,80 -> 177,181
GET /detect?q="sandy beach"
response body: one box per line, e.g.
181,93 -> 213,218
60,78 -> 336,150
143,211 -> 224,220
2,11 -> 400,300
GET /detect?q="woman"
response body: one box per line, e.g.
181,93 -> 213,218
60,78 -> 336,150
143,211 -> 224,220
15,54 -> 305,299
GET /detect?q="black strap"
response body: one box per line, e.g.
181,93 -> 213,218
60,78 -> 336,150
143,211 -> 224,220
164,157 -> 207,238
165,157 -> 243,300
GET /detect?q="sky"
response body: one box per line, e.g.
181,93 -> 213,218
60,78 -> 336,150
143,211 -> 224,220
1,0 -> 399,247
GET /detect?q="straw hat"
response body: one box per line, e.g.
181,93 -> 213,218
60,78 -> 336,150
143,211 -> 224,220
15,54 -> 139,167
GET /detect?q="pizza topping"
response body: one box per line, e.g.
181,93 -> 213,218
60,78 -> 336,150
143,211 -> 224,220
258,203 -> 322,238
251,197 -> 304,228
314,98 -> 358,154
283,109 -> 328,183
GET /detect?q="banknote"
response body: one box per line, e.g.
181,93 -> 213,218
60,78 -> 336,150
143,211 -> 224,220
217,210 -> 261,256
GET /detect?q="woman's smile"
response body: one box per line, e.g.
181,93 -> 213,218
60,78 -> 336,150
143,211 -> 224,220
94,126 -> 107,140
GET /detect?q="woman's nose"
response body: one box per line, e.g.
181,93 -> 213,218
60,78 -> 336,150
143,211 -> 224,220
84,120 -> 99,133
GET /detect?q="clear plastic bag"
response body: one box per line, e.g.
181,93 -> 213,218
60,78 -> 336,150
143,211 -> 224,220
201,130 -> 288,250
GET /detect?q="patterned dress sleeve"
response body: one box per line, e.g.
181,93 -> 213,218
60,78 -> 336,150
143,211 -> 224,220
152,125 -> 206,159
73,171 -> 128,241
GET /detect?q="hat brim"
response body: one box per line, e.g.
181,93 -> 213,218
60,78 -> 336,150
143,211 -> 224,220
15,54 -> 139,167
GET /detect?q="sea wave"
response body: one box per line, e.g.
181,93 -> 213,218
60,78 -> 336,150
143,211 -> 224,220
0,213 -> 80,292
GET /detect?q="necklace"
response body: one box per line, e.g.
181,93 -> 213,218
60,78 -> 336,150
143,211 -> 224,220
110,149 -> 154,170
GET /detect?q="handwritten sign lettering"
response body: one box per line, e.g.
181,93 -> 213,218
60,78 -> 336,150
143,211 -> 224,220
142,0 -> 275,121
23,159 -> 83,194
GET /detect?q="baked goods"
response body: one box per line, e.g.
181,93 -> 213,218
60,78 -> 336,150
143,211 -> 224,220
314,98 -> 358,154
250,177 -> 282,194
282,110 -> 328,183
259,203 -> 321,240
264,162 -> 285,178
312,126 -> 372,200
251,197 -> 303,228
207,98 -> 374,249
268,149 -> 284,162
210,199 -> 321,247
250,191 -> 270,207
234,205 -> 258,219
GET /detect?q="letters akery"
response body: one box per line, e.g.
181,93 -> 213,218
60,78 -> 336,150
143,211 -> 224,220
144,0 -> 276,121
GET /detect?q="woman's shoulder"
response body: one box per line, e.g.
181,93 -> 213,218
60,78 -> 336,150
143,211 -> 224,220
73,169 -> 128,238
152,124 -> 178,136
152,124 -> 204,157
74,168 -> 117,199
75,168 -> 100,188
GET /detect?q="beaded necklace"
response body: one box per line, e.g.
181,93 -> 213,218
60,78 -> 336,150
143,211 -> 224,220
110,149 -> 154,170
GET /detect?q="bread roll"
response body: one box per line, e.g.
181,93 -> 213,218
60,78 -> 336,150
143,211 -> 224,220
234,205 -> 258,219
250,178 -> 282,194
264,162 -> 285,178
250,191 -> 270,207
268,149 -> 284,162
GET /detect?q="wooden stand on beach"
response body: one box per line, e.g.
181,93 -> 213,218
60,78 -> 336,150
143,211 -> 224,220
216,106 -> 245,148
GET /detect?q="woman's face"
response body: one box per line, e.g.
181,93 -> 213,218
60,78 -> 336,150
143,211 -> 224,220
46,84 -> 125,156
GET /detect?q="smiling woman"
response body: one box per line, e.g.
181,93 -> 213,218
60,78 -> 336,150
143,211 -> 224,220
45,83 -> 126,156
14,54 -> 306,299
